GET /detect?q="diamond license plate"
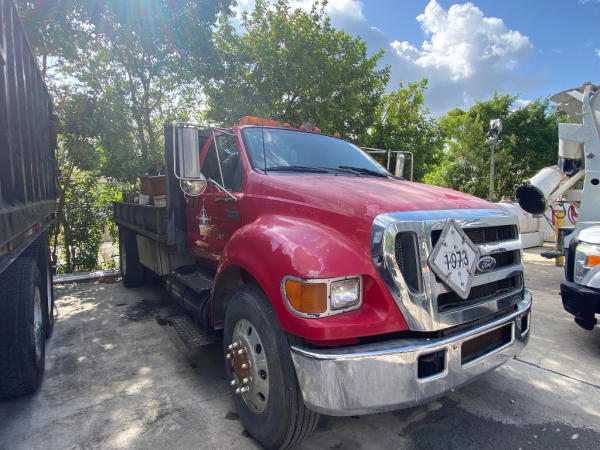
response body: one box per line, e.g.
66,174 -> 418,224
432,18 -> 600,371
429,219 -> 480,299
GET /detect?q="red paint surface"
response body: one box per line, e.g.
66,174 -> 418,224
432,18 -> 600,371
188,127 -> 498,342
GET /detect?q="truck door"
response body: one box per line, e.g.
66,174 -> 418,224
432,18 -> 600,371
188,133 -> 244,266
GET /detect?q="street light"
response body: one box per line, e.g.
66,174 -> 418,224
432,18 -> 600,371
486,119 -> 503,202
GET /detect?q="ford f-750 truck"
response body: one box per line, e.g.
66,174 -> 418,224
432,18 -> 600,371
114,116 -> 532,449
0,0 -> 57,398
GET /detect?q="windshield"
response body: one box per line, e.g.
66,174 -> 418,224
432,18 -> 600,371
242,128 -> 390,176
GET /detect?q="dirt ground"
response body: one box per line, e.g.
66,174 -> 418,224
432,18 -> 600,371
1,246 -> 599,449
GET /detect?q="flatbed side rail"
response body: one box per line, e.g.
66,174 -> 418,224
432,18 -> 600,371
113,201 -> 168,244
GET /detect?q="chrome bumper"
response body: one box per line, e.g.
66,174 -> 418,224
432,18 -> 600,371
290,291 -> 531,416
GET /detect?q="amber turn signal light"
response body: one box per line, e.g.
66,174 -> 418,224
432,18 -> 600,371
587,255 -> 600,266
284,280 -> 327,314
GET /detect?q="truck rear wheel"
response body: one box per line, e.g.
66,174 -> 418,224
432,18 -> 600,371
223,285 -> 319,449
119,227 -> 143,288
22,232 -> 54,337
0,258 -> 46,399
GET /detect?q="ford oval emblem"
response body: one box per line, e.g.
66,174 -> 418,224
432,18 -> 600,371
477,255 -> 496,272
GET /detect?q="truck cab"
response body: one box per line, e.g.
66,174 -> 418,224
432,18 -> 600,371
115,117 -> 531,449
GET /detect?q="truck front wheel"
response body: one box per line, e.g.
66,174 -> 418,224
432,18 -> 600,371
223,285 -> 319,449
119,227 -> 143,288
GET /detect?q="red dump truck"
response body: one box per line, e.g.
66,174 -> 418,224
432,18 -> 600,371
0,0 -> 57,398
115,117 -> 531,448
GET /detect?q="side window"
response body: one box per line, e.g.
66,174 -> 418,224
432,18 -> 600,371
201,142 -> 221,183
216,134 -> 243,192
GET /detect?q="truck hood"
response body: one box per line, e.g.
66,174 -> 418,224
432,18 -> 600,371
249,173 -> 496,221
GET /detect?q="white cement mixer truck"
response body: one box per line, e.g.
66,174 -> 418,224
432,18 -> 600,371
515,83 -> 600,331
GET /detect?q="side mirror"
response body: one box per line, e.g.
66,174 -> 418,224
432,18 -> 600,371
173,123 -> 207,196
394,154 -> 405,177
174,123 -> 202,179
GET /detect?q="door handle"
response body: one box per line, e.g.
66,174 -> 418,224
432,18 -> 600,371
215,197 -> 238,203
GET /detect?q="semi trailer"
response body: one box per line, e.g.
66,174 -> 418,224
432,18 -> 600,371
0,0 -> 57,398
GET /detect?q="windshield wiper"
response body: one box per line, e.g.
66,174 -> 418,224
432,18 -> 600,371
338,166 -> 389,178
267,165 -> 330,173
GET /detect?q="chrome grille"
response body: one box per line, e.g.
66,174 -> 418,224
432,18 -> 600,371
437,274 -> 522,312
431,225 -> 517,247
370,208 -> 524,332
432,224 -> 522,313
394,232 -> 421,292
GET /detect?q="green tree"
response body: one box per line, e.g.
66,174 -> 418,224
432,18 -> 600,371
426,94 -> 559,200
359,79 -> 443,181
16,0 -> 232,272
205,0 -> 390,138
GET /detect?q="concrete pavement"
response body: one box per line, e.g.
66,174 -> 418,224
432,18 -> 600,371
1,247 -> 599,449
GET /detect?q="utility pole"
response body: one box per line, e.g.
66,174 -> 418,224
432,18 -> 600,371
486,119 -> 502,202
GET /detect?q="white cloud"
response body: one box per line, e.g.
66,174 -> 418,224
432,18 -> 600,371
512,98 -> 532,111
350,0 -> 537,114
596,48 -> 600,57
231,0 -> 538,115
400,1 -> 532,81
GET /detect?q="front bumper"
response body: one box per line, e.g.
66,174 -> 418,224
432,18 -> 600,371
290,291 -> 531,416
561,281 -> 600,330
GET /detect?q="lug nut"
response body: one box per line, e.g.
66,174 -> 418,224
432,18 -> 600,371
242,377 -> 252,384
235,386 -> 250,394
228,341 -> 240,350
230,379 -> 237,387
226,352 -> 233,359
237,348 -> 246,356
241,362 -> 251,369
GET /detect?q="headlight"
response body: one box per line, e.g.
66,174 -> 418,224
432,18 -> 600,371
330,278 -> 360,310
574,242 -> 600,285
283,276 -> 362,317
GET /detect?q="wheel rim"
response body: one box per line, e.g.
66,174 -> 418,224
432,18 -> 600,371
227,318 -> 270,413
120,241 -> 127,276
46,264 -> 53,321
33,286 -> 43,361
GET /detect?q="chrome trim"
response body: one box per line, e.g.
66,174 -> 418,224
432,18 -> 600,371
290,292 -> 531,416
281,275 -> 363,318
435,266 -> 522,294
371,208 -> 523,331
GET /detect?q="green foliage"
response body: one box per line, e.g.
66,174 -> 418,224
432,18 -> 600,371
57,170 -> 122,273
426,94 -> 559,200
16,0 -> 231,273
15,0 -> 564,273
205,0 -> 390,138
359,79 -> 443,181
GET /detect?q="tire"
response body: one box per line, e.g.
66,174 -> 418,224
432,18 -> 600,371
224,285 -> 319,449
119,227 -> 143,288
0,258 -> 46,399
22,232 -> 54,337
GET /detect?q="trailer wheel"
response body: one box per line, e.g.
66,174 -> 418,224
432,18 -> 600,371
119,227 -> 143,287
224,285 -> 319,449
0,258 -> 46,399
22,232 -> 54,337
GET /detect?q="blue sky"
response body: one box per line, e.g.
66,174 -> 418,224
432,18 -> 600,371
236,0 -> 600,115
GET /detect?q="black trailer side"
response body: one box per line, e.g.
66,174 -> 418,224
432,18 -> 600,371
0,0 -> 57,398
